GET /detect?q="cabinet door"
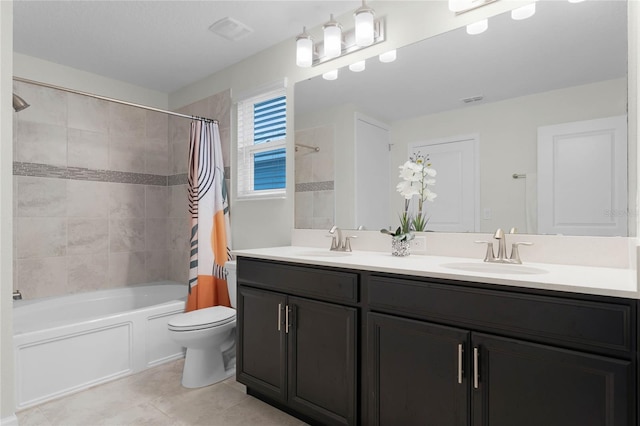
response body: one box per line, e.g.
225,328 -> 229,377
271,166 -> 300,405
237,287 -> 287,402
472,333 -> 632,426
288,296 -> 358,426
368,312 -> 470,426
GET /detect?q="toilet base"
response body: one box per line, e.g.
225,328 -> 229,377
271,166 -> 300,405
181,346 -> 235,388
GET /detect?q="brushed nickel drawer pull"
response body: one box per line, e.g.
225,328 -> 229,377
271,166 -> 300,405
277,303 -> 282,331
473,347 -> 479,389
458,343 -> 464,384
285,305 -> 290,334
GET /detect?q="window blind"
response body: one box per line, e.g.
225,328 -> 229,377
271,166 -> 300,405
237,87 -> 287,199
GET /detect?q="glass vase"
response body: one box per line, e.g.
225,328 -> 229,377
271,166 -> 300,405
391,239 -> 411,257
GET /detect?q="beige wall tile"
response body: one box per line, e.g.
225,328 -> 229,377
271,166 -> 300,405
110,218 -> 146,252
16,217 -> 67,259
16,257 -> 68,299
68,93 -> 109,133
16,176 -> 66,217
109,183 -> 145,218
67,254 -> 109,293
108,251 -> 146,287
68,218 -> 109,255
16,121 -> 67,166
68,128 -> 109,169
67,180 -> 109,218
145,185 -> 169,218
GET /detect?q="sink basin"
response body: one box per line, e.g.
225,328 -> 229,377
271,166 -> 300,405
441,262 -> 548,275
296,250 -> 352,258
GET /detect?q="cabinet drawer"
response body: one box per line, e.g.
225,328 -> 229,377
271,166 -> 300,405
368,275 -> 633,357
238,258 -> 359,304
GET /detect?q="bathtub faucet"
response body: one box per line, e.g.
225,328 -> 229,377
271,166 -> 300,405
13,290 -> 22,300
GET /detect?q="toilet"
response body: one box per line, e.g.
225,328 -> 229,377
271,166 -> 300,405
168,260 -> 237,388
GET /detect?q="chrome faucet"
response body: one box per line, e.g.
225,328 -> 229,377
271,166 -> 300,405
328,226 -> 356,252
13,290 -> 22,300
476,228 -> 532,264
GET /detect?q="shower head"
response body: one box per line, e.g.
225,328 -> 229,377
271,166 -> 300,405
13,93 -> 30,112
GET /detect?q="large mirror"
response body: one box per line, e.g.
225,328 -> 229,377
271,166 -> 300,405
294,1 -> 630,236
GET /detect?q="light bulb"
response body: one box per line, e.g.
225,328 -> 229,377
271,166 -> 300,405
323,15 -> 342,59
349,60 -> 366,72
511,3 -> 536,20
354,3 -> 375,47
379,50 -> 397,63
466,19 -> 488,35
296,27 -> 313,68
323,69 -> 339,80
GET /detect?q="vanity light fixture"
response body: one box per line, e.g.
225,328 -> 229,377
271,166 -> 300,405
323,69 -> 339,80
323,14 -> 343,59
296,27 -> 313,68
354,0 -> 375,47
511,2 -> 536,20
450,0 -> 497,14
379,49 -> 397,63
349,60 -> 366,72
568,0 -> 585,3
466,19 -> 488,35
295,9 -> 385,67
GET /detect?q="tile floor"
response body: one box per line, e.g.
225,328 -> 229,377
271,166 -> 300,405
16,359 -> 307,426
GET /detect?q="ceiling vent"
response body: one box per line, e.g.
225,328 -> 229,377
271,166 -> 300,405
461,95 -> 484,104
209,17 -> 254,41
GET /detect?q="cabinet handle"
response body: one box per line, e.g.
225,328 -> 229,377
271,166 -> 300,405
277,303 -> 282,331
473,347 -> 479,389
285,305 -> 290,334
457,343 -> 464,384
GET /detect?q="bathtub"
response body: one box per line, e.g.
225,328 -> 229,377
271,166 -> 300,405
13,281 -> 187,410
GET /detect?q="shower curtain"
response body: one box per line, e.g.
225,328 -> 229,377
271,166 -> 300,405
186,120 -> 232,312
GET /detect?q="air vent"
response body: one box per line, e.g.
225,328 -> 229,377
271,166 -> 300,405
209,17 -> 254,41
461,95 -> 484,104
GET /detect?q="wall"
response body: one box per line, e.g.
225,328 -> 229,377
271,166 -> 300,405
11,80 -> 232,299
168,1 -> 526,249
1,2 -> 15,424
12,81 -> 172,299
391,78 -> 627,233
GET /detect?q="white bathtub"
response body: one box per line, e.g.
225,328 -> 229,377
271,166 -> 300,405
13,282 -> 187,410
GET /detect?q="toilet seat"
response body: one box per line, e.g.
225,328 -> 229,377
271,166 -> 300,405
168,306 -> 236,332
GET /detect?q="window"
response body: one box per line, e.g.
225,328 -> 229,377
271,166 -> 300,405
237,87 -> 287,199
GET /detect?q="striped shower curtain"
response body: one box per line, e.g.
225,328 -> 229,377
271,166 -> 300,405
186,120 -> 232,312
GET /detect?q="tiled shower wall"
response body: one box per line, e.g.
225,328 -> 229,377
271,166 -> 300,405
12,81 -> 231,299
295,125 -> 335,229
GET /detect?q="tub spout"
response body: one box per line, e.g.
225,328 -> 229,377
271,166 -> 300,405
13,290 -> 22,300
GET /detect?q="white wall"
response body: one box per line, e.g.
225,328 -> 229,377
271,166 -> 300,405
391,78 -> 627,233
168,1 -> 525,249
1,2 -> 16,425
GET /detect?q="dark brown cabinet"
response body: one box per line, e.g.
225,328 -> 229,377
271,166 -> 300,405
237,260 -> 359,426
367,312 -> 632,426
237,257 -> 638,426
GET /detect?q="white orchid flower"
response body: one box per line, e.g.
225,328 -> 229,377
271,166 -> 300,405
425,189 -> 438,201
425,168 -> 437,177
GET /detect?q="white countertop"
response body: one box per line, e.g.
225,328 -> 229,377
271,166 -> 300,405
233,246 -> 639,299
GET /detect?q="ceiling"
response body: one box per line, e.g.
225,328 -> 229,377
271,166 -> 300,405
13,0 -> 360,93
295,0 -> 628,123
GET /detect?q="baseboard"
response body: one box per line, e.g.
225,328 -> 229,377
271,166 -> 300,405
0,414 -> 18,426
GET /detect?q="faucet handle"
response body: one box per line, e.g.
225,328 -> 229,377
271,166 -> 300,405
509,242 -> 533,264
344,235 -> 357,252
509,227 -> 518,234
475,240 -> 495,262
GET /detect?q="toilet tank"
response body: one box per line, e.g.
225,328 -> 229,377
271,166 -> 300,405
225,260 -> 237,308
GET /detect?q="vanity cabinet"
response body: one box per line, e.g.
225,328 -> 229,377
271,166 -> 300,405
237,258 -> 359,426
366,274 -> 636,426
236,257 -> 638,426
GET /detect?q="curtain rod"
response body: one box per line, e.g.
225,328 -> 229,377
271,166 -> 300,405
13,76 -> 218,124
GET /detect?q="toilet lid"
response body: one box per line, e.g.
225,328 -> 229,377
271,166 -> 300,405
168,306 -> 236,331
